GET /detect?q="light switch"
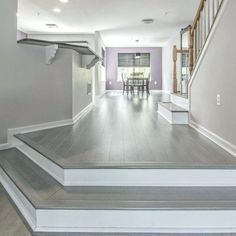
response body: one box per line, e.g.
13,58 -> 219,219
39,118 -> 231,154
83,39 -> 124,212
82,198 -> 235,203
217,94 -> 221,106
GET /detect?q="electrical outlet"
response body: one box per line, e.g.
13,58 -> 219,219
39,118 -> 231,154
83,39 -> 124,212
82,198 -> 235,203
217,94 -> 221,106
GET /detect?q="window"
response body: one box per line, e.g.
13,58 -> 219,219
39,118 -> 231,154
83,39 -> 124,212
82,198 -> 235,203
117,53 -> 151,81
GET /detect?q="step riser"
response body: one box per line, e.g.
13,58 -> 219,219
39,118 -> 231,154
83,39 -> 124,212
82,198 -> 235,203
2,167 -> 236,233
13,137 -> 236,187
158,105 -> 188,124
37,210 -> 236,233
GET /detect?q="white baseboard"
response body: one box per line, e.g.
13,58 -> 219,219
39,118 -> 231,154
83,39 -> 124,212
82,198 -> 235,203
8,119 -> 73,146
0,143 -> 12,151
7,103 -> 94,147
189,120 -> 236,157
73,103 -> 93,124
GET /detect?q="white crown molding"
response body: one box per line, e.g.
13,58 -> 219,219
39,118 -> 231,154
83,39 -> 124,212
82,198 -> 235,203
189,120 -> 236,158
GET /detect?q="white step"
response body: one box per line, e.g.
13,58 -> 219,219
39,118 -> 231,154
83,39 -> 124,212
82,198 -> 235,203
1,149 -> 236,233
158,102 -> 189,125
12,135 -> 236,187
171,93 -> 189,110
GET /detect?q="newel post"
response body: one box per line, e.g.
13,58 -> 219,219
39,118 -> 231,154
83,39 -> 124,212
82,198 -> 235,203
189,27 -> 194,75
173,45 -> 177,93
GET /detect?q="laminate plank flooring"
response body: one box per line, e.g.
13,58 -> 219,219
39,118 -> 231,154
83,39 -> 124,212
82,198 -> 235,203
16,92 -> 236,169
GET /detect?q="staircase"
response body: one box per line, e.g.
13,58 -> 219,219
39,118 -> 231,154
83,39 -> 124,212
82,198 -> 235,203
1,147 -> 236,233
159,0 -> 225,125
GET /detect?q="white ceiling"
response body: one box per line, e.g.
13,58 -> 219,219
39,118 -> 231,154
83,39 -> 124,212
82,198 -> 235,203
18,0 -> 199,47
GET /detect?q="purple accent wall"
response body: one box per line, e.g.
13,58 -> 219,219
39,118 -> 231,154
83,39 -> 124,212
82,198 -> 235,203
106,47 -> 162,90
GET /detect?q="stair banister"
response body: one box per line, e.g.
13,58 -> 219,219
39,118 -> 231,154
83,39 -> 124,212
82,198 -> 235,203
189,0 -> 224,75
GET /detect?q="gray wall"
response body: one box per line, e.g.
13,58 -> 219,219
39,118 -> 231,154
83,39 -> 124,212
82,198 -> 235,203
190,0 -> 236,146
94,32 -> 106,97
162,32 -> 180,93
72,52 -> 92,117
0,1 -> 88,144
29,33 -> 106,99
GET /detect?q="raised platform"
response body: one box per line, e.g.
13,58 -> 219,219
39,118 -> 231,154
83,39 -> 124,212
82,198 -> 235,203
158,102 -> 189,124
9,92 -> 236,186
2,148 -> 236,233
1,92 -> 236,233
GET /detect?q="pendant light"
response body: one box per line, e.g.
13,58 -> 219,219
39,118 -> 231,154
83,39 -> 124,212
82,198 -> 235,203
135,40 -> 141,59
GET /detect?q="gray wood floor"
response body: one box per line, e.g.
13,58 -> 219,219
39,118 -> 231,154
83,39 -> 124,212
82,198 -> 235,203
16,92 -> 236,169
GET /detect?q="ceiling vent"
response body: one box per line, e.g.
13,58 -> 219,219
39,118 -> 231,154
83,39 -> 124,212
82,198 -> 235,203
142,19 -> 154,24
46,24 -> 58,29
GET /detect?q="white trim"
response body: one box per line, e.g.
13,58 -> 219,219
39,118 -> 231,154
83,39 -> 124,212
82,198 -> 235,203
35,209 -> 236,233
72,103 -> 93,124
7,103 -> 94,146
188,0 -> 229,89
158,104 -> 189,125
0,168 -> 37,231
0,143 -> 11,150
8,119 -> 73,145
189,120 -> 236,157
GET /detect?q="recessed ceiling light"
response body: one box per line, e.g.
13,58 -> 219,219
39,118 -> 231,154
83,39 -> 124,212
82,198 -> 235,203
142,19 -> 155,24
53,8 -> 61,13
59,0 -> 69,3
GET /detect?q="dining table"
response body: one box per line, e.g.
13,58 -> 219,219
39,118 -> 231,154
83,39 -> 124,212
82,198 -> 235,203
126,77 -> 150,94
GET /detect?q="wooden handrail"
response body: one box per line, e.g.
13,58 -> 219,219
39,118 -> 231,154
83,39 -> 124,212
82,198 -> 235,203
191,0 -> 205,34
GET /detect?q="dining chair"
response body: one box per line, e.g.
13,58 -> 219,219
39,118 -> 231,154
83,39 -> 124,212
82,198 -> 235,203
122,73 -> 132,95
142,74 -> 150,95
